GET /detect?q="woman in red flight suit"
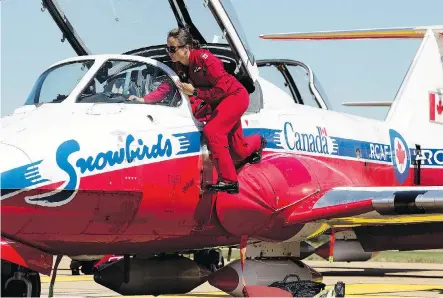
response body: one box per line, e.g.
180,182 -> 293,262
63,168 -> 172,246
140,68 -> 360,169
166,27 -> 266,194
128,81 -> 172,104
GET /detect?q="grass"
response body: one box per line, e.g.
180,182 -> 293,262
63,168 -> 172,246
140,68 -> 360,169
220,248 -> 443,264
369,250 -> 443,263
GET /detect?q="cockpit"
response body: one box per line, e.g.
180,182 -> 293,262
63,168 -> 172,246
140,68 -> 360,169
78,60 -> 181,107
29,0 -> 329,112
257,59 -> 331,109
24,57 -> 182,108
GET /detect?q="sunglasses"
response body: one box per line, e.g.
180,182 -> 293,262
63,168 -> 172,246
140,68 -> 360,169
165,45 -> 186,54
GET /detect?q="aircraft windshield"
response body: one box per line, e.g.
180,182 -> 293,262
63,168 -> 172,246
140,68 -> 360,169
53,0 -> 230,54
77,59 -> 181,107
25,60 -> 95,105
313,74 -> 332,109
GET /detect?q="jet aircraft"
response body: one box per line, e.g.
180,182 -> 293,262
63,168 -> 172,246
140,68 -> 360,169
1,0 -> 443,297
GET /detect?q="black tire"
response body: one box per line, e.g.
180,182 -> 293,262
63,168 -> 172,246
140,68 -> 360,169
72,269 -> 80,275
70,260 -> 80,276
1,271 -> 41,297
81,261 -> 95,275
194,249 -> 224,272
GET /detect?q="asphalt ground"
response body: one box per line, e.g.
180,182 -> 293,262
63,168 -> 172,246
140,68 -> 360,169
40,257 -> 443,297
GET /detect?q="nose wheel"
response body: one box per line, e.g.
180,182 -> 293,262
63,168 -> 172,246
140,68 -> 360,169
194,248 -> 225,272
70,260 -> 98,275
1,261 -> 41,297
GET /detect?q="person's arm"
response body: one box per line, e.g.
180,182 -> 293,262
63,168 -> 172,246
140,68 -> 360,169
190,96 -> 211,122
189,96 -> 201,115
142,81 -> 171,104
195,53 -> 232,104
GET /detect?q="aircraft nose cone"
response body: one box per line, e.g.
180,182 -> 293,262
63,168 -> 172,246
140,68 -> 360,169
208,265 -> 239,294
94,263 -> 124,293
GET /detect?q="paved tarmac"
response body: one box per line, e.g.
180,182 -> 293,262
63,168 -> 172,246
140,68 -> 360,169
40,257 -> 443,297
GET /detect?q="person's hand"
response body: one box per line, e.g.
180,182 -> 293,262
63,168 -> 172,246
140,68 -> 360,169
127,95 -> 145,103
175,80 -> 195,96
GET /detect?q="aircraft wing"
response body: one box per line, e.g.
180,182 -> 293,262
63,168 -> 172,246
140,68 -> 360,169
284,186 -> 443,252
259,26 -> 443,40
285,186 -> 443,227
341,101 -> 392,107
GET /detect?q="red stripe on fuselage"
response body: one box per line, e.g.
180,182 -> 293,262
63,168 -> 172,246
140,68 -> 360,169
2,153 -> 442,255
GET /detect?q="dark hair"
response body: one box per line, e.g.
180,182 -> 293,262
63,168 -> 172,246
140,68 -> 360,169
167,27 -> 201,49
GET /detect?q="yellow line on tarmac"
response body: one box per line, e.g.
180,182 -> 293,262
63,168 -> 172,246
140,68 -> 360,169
104,284 -> 443,298
345,283 -> 443,295
40,276 -> 443,298
346,296 -> 421,298
40,275 -> 94,283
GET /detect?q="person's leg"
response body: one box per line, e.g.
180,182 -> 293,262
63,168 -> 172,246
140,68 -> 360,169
241,135 -> 267,165
226,89 -> 267,166
203,90 -> 249,193
228,120 -> 265,163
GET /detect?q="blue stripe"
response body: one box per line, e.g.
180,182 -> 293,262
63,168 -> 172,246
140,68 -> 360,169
2,129 -> 442,197
243,128 -> 283,149
172,131 -> 202,155
410,148 -> 443,167
1,160 -> 50,190
331,137 -> 392,163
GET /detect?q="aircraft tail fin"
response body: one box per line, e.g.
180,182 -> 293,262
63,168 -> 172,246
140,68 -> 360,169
260,26 -> 443,127
384,28 -> 443,127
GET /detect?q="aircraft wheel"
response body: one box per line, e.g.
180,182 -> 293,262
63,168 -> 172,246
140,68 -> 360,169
1,270 -> 41,297
194,248 -> 224,272
71,268 -> 80,275
80,261 -> 96,275
70,260 -> 81,275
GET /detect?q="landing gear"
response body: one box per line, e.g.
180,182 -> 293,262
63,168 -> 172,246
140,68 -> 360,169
70,260 -> 97,275
194,248 -> 225,272
81,261 -> 95,275
1,260 -> 41,297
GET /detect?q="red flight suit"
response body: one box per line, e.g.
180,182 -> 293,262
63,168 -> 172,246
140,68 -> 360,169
175,49 -> 262,183
142,81 -> 171,104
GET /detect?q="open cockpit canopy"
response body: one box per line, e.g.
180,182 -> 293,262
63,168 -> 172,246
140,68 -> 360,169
40,0 -> 331,111
42,0 -> 258,93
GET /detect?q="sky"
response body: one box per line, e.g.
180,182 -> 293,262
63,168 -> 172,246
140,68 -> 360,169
1,0 -> 442,120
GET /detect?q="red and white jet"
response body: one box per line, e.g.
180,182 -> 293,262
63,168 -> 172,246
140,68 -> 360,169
1,1 -> 442,297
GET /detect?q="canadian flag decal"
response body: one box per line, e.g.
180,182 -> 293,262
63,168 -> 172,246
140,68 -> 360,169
429,91 -> 443,123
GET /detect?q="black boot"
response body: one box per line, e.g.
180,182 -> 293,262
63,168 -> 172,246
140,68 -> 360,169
245,136 -> 267,165
206,181 -> 239,194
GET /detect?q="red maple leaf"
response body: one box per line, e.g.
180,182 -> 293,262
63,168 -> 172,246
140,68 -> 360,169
396,142 -> 406,165
437,99 -> 443,115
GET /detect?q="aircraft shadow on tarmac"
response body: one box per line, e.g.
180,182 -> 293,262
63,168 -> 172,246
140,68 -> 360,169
316,267 -> 443,279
